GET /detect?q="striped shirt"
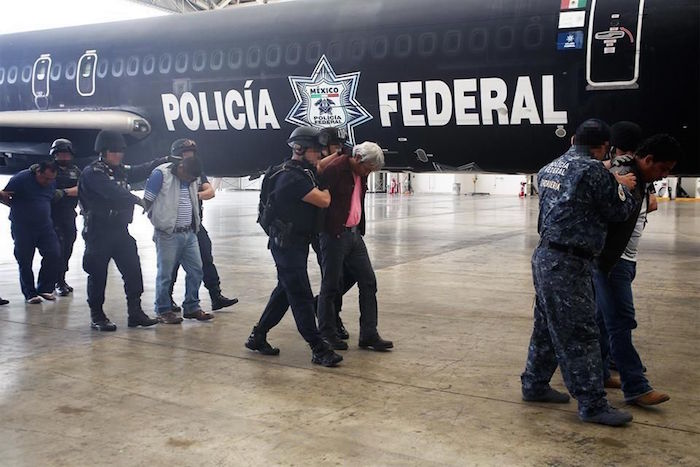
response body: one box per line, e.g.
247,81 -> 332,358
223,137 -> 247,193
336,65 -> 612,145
144,169 -> 193,229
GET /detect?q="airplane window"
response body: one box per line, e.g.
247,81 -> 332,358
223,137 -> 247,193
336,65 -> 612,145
0,68 -> 4,85
524,24 -> 543,50
97,59 -> 108,78
66,61 -> 77,80
285,43 -> 301,65
21,65 -> 32,83
110,58 -> 123,78
266,44 -> 281,67
81,61 -> 93,78
443,30 -> 461,56
193,50 -> 206,72
327,41 -> 342,62
247,45 -> 261,68
159,54 -> 172,74
306,41 -> 322,64
7,66 -> 18,84
175,53 -> 189,73
228,48 -> 242,69
143,54 -> 155,75
496,26 -> 514,50
418,32 -> 437,57
395,34 -> 412,58
50,62 -> 62,81
349,38 -> 365,62
210,50 -> 223,71
371,36 -> 389,59
469,28 -> 488,53
126,56 -> 139,76
36,63 -> 48,80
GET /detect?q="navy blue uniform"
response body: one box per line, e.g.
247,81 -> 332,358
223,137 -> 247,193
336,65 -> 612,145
79,158 -> 165,320
3,168 -> 61,299
256,159 -> 325,347
521,146 -> 636,417
51,164 -> 81,287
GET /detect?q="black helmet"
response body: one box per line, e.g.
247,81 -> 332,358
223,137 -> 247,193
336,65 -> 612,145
318,127 -> 348,147
287,126 -> 321,149
94,130 -> 126,154
574,119 -> 610,146
49,138 -> 74,157
170,138 -> 197,157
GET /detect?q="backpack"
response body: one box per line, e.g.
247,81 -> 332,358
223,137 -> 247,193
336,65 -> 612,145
257,162 -> 293,235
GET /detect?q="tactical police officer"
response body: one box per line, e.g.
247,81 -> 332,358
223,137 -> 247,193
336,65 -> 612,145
49,138 -> 81,296
79,130 -> 168,331
167,138 -> 238,312
245,126 -> 343,367
520,119 -> 638,426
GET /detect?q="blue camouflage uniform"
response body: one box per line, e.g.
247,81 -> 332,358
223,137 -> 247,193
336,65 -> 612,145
521,145 -> 637,417
79,157 -> 166,321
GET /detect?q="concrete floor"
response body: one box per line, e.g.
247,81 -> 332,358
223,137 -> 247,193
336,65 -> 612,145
0,191 -> 698,466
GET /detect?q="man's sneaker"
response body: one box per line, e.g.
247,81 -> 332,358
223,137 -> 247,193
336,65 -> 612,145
324,334 -> 349,351
55,284 -> 71,297
336,316 -> 349,340
157,311 -> 183,324
0,297 -> 9,306
359,334 -> 393,351
604,376 -> 622,389
628,390 -> 670,406
311,342 -> 343,367
183,309 -> 214,321
38,293 -> 56,301
127,312 -> 159,328
522,386 -> 571,403
26,296 -> 42,304
245,326 -> 280,356
580,407 -> 633,426
210,292 -> 238,311
91,319 -> 117,332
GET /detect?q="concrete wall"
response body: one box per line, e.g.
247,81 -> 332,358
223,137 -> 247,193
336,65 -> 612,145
411,173 -> 527,196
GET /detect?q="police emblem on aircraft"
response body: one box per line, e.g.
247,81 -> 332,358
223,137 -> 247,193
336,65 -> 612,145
286,55 -> 372,146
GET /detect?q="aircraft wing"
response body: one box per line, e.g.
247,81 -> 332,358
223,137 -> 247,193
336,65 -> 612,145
0,109 -> 151,134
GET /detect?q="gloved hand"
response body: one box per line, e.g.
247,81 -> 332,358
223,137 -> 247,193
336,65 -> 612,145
611,154 -> 634,168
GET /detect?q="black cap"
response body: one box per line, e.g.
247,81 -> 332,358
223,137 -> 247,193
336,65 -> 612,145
170,138 -> 197,157
611,121 -> 643,152
49,138 -> 74,157
94,130 -> 126,154
574,119 -> 611,146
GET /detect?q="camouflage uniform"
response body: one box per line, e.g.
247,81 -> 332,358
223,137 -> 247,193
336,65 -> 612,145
521,146 -> 636,417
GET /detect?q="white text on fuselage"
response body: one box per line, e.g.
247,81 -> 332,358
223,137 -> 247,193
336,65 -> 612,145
161,80 -> 280,132
378,75 -> 567,127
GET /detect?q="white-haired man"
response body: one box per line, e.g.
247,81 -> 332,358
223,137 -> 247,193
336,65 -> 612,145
317,141 -> 393,351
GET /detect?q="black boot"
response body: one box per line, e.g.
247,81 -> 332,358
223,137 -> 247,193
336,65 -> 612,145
324,334 -> 349,350
311,341 -> 343,367
127,299 -> 158,328
336,315 -> 349,340
210,290 -> 239,311
91,310 -> 117,332
359,333 -> 393,351
245,326 -> 280,355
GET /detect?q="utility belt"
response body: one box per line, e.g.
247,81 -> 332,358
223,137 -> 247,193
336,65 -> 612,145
539,239 -> 594,260
269,218 -> 313,248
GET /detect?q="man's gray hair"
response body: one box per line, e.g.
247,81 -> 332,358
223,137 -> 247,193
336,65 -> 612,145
352,141 -> 385,170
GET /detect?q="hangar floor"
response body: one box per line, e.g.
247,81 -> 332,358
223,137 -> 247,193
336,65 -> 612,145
0,192 -> 698,466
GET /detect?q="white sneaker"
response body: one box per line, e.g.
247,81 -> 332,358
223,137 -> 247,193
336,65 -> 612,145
38,293 -> 56,301
26,296 -> 42,304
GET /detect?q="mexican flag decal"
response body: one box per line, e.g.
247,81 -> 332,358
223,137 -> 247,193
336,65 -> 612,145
561,0 -> 587,9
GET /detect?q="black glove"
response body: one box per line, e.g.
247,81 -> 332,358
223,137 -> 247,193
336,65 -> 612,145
611,154 -> 634,168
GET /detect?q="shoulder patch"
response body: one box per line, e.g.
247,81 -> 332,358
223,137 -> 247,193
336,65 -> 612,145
618,184 -> 626,201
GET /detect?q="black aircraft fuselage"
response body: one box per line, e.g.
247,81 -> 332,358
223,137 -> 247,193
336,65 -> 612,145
0,0 -> 698,175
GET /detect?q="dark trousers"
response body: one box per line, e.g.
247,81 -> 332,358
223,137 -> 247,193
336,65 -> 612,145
311,235 -> 355,317
170,225 -> 220,296
317,230 -> 378,339
594,260 -> 651,400
11,223 -> 61,299
83,225 -> 144,320
257,243 -> 323,347
521,247 -> 608,417
52,214 -> 77,285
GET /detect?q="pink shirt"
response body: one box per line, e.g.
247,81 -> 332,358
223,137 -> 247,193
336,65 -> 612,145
344,172 -> 362,227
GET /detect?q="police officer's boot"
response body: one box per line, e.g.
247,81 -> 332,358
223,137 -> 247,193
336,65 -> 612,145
336,314 -> 349,340
245,326 -> 280,355
311,341 -> 343,367
91,310 -> 117,332
126,298 -> 158,328
210,289 -> 238,311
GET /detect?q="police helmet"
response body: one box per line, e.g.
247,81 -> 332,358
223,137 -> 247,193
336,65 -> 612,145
287,126 -> 321,150
49,138 -> 74,157
574,119 -> 610,147
610,121 -> 643,153
170,138 -> 197,157
318,127 -> 348,147
94,130 -> 126,154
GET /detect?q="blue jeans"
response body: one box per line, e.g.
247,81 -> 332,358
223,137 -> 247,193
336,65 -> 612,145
594,260 -> 652,400
154,230 -> 203,314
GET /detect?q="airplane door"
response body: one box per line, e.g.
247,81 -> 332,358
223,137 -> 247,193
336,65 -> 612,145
32,53 -> 51,109
586,0 -> 645,89
77,49 -> 98,97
